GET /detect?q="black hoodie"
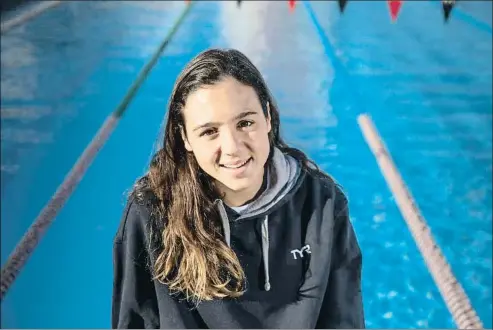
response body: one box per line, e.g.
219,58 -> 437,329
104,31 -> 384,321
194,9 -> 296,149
112,149 -> 365,329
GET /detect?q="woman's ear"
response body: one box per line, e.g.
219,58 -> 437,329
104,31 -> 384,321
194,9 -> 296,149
266,102 -> 272,133
180,126 -> 192,151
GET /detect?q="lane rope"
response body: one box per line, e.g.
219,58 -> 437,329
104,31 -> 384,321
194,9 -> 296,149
1,1 -> 62,34
304,2 -> 484,327
358,114 -> 483,330
0,2 -> 195,301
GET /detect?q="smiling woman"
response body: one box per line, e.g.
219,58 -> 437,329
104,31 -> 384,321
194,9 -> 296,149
111,48 -> 365,329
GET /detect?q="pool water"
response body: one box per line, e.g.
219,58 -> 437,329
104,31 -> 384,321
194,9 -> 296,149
1,1 -> 491,328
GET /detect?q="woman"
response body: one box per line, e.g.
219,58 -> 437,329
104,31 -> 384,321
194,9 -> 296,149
112,48 -> 365,329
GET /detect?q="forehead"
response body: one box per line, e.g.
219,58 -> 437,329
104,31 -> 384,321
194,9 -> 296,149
182,77 -> 262,125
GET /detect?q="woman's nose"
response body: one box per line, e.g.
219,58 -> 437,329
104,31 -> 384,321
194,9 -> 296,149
220,129 -> 242,155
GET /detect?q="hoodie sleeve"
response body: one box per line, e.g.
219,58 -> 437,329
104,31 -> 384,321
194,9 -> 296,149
316,186 -> 365,329
112,198 -> 160,328
112,198 -> 206,329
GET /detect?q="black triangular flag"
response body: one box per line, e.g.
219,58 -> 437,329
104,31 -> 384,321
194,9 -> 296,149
338,0 -> 348,13
237,0 -> 242,7
442,0 -> 455,22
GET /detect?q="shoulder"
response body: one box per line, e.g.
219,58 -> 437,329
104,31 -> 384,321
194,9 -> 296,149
114,177 -> 162,246
113,195 -> 150,247
300,167 -> 360,264
301,166 -> 348,216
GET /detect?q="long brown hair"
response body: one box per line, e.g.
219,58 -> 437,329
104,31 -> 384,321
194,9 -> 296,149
133,48 -> 319,305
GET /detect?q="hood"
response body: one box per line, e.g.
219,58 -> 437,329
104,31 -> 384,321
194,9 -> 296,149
215,147 -> 302,292
235,147 -> 301,219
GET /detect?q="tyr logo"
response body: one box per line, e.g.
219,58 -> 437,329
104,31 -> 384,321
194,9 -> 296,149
290,244 -> 311,260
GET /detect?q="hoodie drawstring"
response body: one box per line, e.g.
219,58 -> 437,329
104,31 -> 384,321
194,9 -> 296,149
215,200 -> 271,292
216,199 -> 231,247
261,215 -> 271,291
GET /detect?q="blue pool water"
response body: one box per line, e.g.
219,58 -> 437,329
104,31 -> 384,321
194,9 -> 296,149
1,1 -> 491,328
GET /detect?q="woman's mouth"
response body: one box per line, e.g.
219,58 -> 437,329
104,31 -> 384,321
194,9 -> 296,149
220,157 -> 252,169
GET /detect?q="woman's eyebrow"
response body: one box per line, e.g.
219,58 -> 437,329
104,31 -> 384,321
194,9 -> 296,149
192,111 -> 258,132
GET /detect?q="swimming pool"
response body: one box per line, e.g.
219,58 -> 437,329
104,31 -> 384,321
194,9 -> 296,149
1,1 -> 491,328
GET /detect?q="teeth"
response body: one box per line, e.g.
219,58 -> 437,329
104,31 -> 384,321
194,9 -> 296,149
223,159 -> 249,169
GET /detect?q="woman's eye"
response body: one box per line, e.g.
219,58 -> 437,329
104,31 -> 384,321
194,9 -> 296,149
200,128 -> 217,137
238,120 -> 254,128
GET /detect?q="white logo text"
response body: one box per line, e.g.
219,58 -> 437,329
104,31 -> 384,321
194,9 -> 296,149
290,244 -> 311,260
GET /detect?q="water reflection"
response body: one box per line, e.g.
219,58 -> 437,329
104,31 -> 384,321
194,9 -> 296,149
219,1 -> 336,153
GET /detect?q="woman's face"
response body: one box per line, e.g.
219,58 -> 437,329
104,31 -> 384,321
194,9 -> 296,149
181,76 -> 271,205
